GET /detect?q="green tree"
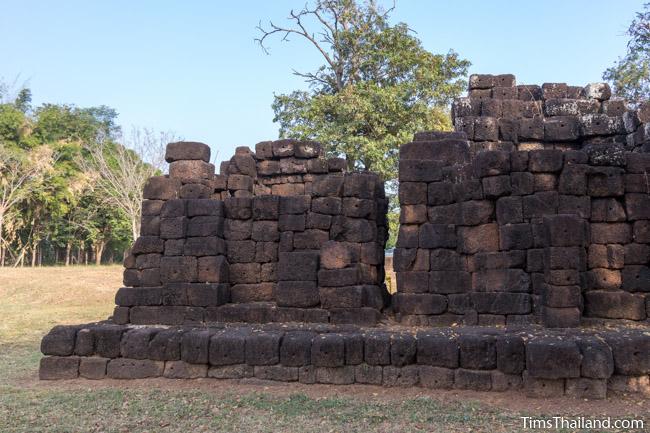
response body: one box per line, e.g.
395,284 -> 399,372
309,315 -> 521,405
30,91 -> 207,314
604,3 -> 650,102
0,78 -> 149,266
257,0 -> 470,181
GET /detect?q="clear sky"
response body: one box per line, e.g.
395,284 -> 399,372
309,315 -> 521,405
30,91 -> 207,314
0,0 -> 645,162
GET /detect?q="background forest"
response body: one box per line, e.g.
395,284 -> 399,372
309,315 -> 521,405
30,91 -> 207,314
0,83 -> 171,266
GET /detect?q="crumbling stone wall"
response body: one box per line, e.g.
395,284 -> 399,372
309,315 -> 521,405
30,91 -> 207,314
118,139 -> 389,326
394,74 -> 650,328
38,73 -> 650,398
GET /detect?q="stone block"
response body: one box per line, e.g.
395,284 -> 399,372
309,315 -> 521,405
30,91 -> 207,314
544,285 -> 581,308
276,281 -> 320,308
389,334 -> 417,367
418,365 -> 454,389
365,332 -> 391,366
499,223 -> 533,250
429,270 -> 471,294
496,196 -> 522,224
208,364 -> 253,379
143,176 -> 181,200
565,378 -> 607,399
511,172 -> 535,195
626,193 -> 650,220
576,337 -> 614,379
526,338 -> 581,379
169,160 -> 214,179
121,328 -> 160,359
398,182 -> 427,205
457,223 -> 499,254
181,330 -> 211,364
278,251 -> 319,281
459,334 -> 497,370
165,141 -> 210,162
254,365 -> 299,382
542,306 -> 581,328
622,265 -> 650,292
148,329 -> 183,361
474,117 -> 498,141
252,221 -> 279,242
315,366 -> 355,384
311,197 -> 342,215
355,364 -> 383,385
416,332 -> 458,368
393,290 -> 447,314
79,357 -> 109,379
496,335 -> 525,374
454,369 -> 492,391
543,117 -> 579,141
197,256 -> 228,283
471,293 -> 531,314
39,356 -> 80,380
528,149 -> 564,173
522,192 -> 558,218
209,330 -> 247,366
588,167 -> 624,197
280,331 -> 314,366
382,365 -> 419,387
164,361 -> 208,379
311,334 -> 345,367
245,332 -> 282,366
523,371 -> 565,398
107,358 -> 164,379
41,325 -> 78,356
491,371 -> 523,391
472,269 -> 530,293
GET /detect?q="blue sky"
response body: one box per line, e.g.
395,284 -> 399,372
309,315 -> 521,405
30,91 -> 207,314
0,0 -> 645,161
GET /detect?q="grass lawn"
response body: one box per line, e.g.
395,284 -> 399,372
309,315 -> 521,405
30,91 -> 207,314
0,266 -> 647,433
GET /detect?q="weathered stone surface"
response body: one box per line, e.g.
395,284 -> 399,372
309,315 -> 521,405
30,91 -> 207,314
526,338 -> 582,379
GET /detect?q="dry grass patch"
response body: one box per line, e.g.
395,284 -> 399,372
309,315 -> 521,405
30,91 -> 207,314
0,266 -> 647,433
0,265 -> 119,343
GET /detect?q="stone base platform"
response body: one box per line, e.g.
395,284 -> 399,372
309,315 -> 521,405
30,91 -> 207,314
40,322 -> 649,399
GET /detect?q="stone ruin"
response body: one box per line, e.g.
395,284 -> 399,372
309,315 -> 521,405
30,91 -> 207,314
120,139 -> 389,326
40,74 -> 649,399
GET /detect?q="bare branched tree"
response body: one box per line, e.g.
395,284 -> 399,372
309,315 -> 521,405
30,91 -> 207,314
256,0 -> 395,92
82,127 -> 175,242
0,145 -> 53,266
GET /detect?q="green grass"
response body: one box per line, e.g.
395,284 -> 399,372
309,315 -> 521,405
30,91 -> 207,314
0,382 -> 525,433
0,266 -> 647,432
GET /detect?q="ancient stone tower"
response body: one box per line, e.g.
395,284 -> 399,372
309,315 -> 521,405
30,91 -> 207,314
40,74 -> 649,399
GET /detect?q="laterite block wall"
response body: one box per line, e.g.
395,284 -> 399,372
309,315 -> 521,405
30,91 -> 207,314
117,139 -> 389,326
394,74 -> 650,328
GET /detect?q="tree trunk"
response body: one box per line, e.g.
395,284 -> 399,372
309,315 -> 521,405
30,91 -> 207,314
0,212 -> 4,267
31,243 -> 37,267
131,216 -> 139,244
94,241 -> 105,266
84,251 -> 88,265
65,242 -> 71,266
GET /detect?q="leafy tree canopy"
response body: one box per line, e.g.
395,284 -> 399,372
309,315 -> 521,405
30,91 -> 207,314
604,3 -> 650,102
258,0 -> 470,181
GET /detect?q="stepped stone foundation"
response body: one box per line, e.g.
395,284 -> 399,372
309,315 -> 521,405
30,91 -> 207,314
40,74 -> 650,399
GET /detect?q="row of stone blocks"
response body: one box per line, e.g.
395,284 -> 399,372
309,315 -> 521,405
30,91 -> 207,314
112,302 -> 384,327
40,323 -> 650,399
456,75 -> 650,156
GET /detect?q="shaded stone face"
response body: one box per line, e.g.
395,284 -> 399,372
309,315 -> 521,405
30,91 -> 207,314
394,73 -> 650,328
118,138 -> 389,327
